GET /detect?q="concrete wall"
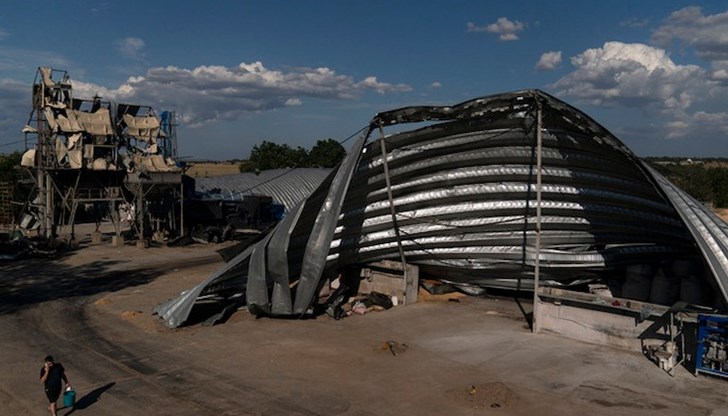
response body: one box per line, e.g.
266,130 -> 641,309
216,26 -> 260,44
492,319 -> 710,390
536,288 -> 671,352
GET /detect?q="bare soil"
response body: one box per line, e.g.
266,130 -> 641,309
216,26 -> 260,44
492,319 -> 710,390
1,234 -> 727,415
185,162 -> 241,178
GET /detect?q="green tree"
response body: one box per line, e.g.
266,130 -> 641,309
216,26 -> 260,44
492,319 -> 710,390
0,151 -> 22,182
707,167 -> 728,207
0,152 -> 27,223
307,139 -> 346,168
650,161 -> 728,208
247,140 -> 309,171
238,160 -> 255,173
240,138 -> 347,172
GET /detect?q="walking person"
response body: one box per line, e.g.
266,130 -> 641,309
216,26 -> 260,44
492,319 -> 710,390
39,355 -> 71,416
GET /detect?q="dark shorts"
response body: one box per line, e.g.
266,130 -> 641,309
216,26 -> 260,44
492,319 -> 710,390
45,387 -> 61,403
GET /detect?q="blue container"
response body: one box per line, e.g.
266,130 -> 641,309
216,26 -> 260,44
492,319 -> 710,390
63,389 -> 76,407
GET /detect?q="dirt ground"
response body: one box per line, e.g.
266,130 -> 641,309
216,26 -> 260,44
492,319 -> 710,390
185,162 -> 241,178
1,233 -> 728,416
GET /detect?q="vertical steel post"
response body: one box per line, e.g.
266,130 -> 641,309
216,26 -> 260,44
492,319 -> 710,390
180,179 -> 185,236
532,95 -> 543,333
35,79 -> 50,238
378,126 -> 408,282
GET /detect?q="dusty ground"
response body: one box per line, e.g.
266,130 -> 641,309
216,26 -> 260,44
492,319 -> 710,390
1,234 -> 728,415
715,208 -> 728,223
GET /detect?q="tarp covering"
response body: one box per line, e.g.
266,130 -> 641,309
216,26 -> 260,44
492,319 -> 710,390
156,90 -> 728,327
131,154 -> 179,173
123,114 -> 160,141
73,108 -> 114,136
55,109 -> 114,136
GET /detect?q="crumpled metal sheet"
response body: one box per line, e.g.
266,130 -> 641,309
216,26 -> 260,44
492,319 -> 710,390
156,90 -> 726,327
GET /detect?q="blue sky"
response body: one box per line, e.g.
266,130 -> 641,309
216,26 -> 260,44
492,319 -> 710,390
1,1 -> 727,159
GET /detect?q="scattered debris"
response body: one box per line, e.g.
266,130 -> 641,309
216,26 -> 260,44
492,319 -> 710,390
0,236 -> 71,261
382,340 -> 408,356
447,382 -> 518,410
588,283 -> 613,297
121,310 -> 144,320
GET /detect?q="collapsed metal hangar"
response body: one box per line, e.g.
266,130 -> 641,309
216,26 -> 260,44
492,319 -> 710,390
157,90 -> 728,328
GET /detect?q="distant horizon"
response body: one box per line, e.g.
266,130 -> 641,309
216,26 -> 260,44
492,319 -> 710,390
1,2 -> 727,160
178,155 -> 728,164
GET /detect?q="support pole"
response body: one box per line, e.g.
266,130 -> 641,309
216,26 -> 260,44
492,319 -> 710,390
378,126 -> 408,283
180,179 -> 185,236
532,95 -> 543,333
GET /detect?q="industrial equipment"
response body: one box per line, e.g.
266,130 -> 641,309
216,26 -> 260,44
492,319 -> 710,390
696,314 -> 728,378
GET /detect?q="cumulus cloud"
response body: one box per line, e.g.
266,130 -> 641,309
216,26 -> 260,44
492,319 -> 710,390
553,41 -> 728,143
652,7 -> 728,62
72,62 -> 411,127
467,17 -> 524,41
665,111 -> 728,139
553,42 -> 705,110
535,51 -> 562,71
711,62 -> 728,84
115,37 -> 146,60
430,81 -> 442,88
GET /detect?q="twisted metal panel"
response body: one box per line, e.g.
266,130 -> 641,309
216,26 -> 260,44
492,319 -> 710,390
157,90 -> 727,327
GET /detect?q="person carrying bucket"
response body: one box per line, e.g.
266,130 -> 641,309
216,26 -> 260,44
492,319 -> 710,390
39,355 -> 72,416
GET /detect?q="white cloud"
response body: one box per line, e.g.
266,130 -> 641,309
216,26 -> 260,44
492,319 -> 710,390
553,42 -> 705,110
284,98 -> 302,106
358,76 -> 409,95
652,7 -> 728,62
553,41 -> 728,144
466,22 -> 486,33
430,81 -> 442,88
467,17 -> 524,41
535,51 -> 562,71
619,18 -> 649,28
70,62 -> 411,127
665,111 -> 728,139
115,37 -> 146,60
72,79 -> 129,102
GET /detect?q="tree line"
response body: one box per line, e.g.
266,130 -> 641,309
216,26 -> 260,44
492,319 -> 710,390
647,159 -> 728,208
240,139 -> 346,172
1,150 -> 727,208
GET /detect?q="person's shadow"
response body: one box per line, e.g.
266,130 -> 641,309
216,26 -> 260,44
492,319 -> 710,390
62,382 -> 115,415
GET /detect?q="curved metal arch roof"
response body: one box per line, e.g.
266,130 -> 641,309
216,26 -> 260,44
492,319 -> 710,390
193,168 -> 332,211
157,90 -> 728,327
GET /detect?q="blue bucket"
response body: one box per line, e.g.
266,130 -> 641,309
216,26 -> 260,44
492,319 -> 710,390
63,389 -> 76,407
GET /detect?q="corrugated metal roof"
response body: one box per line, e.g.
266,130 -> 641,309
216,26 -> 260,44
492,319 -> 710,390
193,168 -> 331,211
157,90 -> 728,327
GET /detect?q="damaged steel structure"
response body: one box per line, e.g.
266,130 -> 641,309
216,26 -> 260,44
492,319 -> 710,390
20,67 -> 182,241
156,90 -> 728,328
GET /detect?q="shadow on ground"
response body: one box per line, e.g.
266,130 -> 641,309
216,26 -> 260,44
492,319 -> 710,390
63,382 -> 115,415
0,253 -> 165,315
